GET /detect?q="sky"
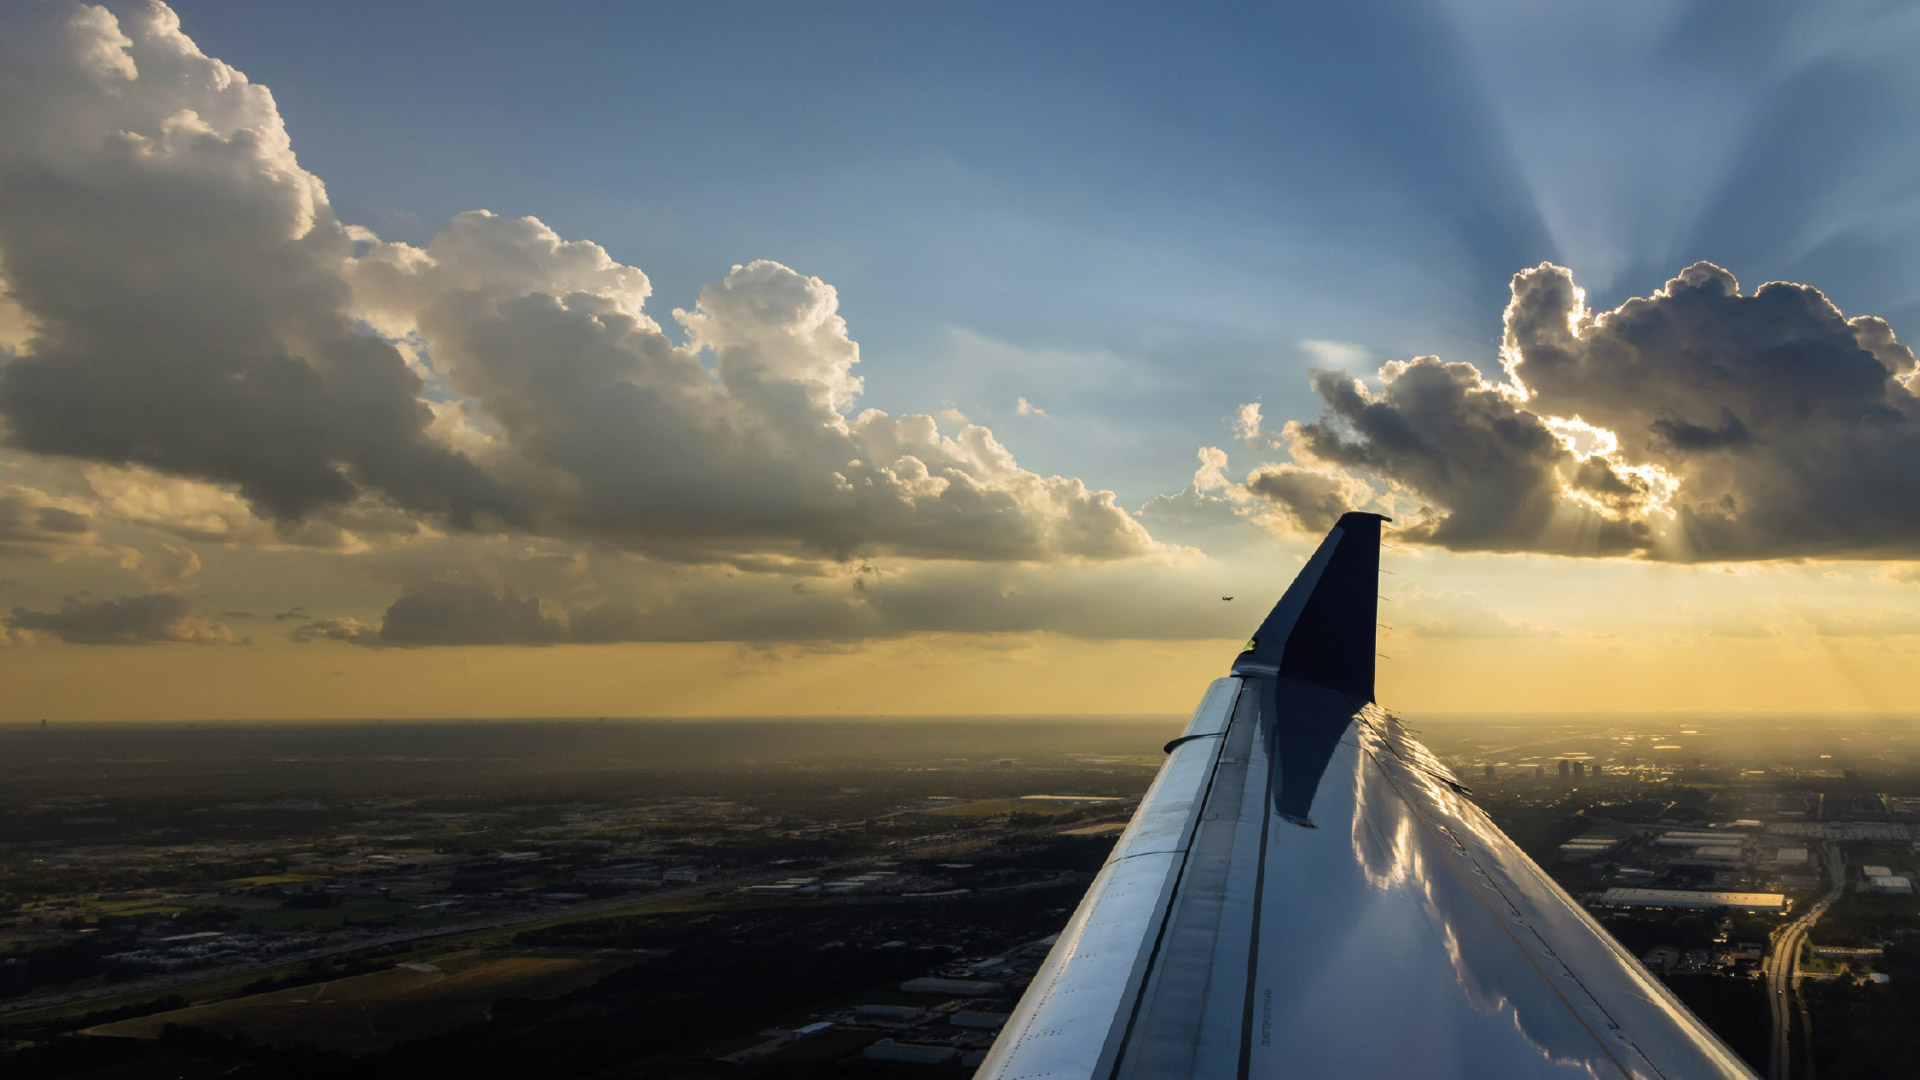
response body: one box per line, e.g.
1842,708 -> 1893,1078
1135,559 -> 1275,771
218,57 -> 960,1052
2,0 -> 1919,720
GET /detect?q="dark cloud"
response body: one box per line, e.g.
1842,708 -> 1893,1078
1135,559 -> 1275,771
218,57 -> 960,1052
1242,464 -> 1365,535
1648,409 -> 1752,453
7,592 -> 233,644
1505,261 -> 1918,559
374,582 -> 567,647
380,582 -> 566,646
292,583 -> 570,647
1258,261 -> 1919,561
1284,358 -> 1650,555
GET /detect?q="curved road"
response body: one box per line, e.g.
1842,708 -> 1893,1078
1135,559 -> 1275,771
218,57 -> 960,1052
1766,842 -> 1845,1080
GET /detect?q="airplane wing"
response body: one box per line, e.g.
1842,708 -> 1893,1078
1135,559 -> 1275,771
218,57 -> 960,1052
976,512 -> 1757,1079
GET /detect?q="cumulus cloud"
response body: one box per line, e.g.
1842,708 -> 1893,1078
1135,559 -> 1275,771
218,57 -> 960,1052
350,229 -> 1158,563
7,591 -> 234,644
1131,443 -> 1377,550
0,3 -> 1157,576
1133,447 -> 1263,550
1242,463 -> 1373,535
1,484 -> 100,554
1230,402 -> 1272,448
1016,397 -> 1047,416
0,2 -> 523,529
80,463 -> 393,550
1255,261 -> 1920,561
287,616 -> 380,645
137,542 -> 200,586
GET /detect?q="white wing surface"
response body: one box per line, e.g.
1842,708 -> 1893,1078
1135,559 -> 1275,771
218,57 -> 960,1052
976,513 -> 1757,1080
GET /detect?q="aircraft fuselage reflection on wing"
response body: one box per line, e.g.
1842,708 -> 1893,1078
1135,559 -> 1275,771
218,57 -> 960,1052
976,513 -> 1757,1080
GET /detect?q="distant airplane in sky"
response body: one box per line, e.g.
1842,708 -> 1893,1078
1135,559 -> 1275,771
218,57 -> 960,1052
1221,596 -> 1233,601
977,513 -> 1757,1079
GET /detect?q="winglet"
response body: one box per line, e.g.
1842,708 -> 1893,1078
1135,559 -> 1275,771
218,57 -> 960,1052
1230,511 -> 1389,702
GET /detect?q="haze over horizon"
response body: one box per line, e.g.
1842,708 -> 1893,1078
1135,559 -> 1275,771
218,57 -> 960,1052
3,1 -> 1919,721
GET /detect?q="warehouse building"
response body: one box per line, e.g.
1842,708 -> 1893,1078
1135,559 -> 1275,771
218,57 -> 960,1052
1557,835 -> 1621,862
1675,844 -> 1745,865
1595,888 -> 1788,914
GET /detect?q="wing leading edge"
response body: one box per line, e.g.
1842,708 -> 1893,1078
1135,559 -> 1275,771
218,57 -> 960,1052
976,513 -> 1757,1080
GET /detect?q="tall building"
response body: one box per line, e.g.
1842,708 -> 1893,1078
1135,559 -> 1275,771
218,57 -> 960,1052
1558,759 -> 1571,779
1572,761 -> 1586,780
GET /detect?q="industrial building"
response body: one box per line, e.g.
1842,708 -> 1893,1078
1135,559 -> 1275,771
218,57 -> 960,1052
1557,835 -> 1621,862
1866,875 -> 1914,895
791,1022 -> 835,1039
1675,844 -> 1744,865
1595,888 -> 1788,914
741,876 -> 822,897
1653,831 -> 1736,847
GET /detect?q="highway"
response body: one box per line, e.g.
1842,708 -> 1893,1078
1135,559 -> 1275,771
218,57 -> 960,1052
1766,841 -> 1846,1080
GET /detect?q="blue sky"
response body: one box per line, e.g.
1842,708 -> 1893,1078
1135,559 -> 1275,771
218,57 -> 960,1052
155,0 -> 1920,504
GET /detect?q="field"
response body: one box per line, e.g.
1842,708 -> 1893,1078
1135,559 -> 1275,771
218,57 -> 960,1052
86,949 -> 637,1055
245,898 -> 413,930
921,798 -> 1093,817
228,873 -> 333,887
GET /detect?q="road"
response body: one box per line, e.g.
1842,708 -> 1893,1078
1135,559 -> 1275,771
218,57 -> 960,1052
1766,841 -> 1845,1080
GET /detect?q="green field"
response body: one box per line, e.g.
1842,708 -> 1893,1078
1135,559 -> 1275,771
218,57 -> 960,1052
228,873 -> 333,887
87,949 -> 637,1055
245,898 -> 413,930
921,798 -> 1088,817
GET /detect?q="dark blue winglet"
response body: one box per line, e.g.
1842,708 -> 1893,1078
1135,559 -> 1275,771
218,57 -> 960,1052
1228,511 -> 1390,828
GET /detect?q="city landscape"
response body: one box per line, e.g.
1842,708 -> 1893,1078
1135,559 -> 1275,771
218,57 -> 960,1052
2,713 -> 1916,1078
